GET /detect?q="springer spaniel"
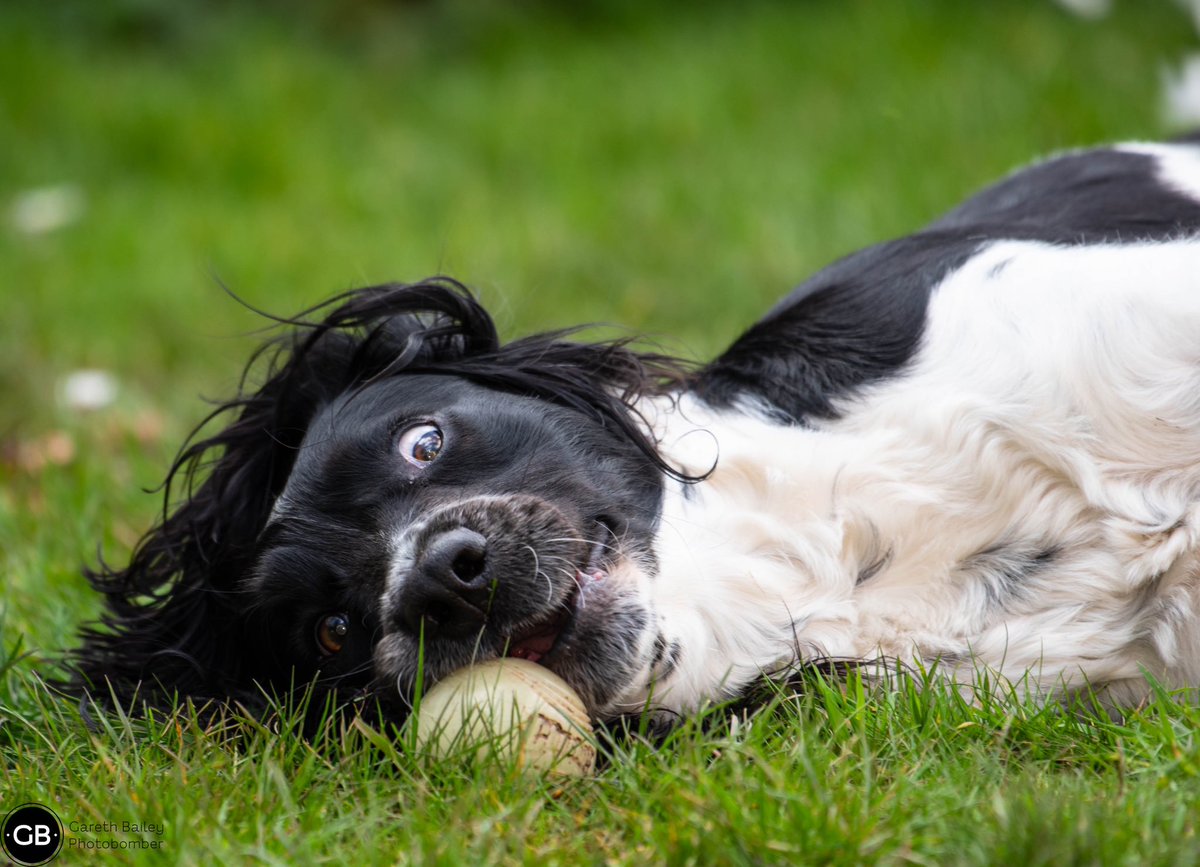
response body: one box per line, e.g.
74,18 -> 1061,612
73,136 -> 1200,728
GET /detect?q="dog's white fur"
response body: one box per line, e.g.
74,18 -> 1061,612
596,148 -> 1200,716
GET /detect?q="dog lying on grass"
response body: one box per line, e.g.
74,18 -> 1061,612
73,136 -> 1200,728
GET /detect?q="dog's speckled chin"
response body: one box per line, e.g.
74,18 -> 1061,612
374,553 -> 657,716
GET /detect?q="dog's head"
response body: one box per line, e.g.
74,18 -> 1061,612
72,279 -> 692,726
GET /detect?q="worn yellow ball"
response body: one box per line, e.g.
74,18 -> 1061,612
412,658 -> 597,776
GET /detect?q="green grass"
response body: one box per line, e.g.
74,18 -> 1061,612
3,0 -> 1200,863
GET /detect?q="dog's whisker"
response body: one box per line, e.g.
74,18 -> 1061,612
522,544 -> 556,606
542,535 -> 621,555
564,566 -> 587,611
535,553 -> 580,570
311,659 -> 376,688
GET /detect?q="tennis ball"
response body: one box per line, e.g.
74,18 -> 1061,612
413,658 -> 596,776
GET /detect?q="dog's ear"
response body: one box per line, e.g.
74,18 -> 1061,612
70,278 -> 501,709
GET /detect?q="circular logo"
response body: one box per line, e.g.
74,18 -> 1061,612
2,803 -> 63,866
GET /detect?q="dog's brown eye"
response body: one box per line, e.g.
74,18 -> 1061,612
315,613 -> 350,656
398,424 -> 443,466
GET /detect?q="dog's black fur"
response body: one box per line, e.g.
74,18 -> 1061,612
698,145 -> 1200,422
73,284 -> 691,722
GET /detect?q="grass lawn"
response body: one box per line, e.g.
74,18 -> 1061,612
3,0 -> 1200,863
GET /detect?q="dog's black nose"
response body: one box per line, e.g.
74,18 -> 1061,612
395,527 -> 492,640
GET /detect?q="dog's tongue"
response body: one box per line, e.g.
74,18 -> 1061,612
506,569 -> 604,663
509,630 -> 558,663
508,612 -> 569,664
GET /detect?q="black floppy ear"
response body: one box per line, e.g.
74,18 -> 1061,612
69,278 -> 501,710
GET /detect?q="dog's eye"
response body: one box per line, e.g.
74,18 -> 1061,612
315,613 -> 350,656
398,424 -> 443,466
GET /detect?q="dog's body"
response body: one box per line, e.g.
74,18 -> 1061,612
74,138 -> 1200,726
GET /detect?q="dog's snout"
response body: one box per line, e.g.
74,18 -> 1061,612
395,527 -> 492,639
432,527 -> 488,585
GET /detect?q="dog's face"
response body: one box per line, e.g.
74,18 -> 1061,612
71,281 -> 689,727
248,373 -> 665,716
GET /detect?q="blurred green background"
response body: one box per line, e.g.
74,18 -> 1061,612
1,0 -> 1196,654
7,6 -> 1200,863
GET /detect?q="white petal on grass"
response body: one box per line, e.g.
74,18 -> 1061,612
1052,0 -> 1111,19
1164,54 -> 1200,127
10,184 -> 85,235
59,369 -> 119,411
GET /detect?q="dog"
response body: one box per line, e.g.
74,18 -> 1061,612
72,135 -> 1200,729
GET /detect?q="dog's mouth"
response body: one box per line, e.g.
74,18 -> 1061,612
503,528 -> 611,665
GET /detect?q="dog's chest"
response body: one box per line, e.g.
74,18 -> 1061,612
641,237 -> 1200,707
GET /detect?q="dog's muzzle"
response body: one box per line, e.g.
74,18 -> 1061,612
382,495 -> 592,650
391,525 -> 492,639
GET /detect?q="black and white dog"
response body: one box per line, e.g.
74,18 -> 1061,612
73,137 -> 1200,727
